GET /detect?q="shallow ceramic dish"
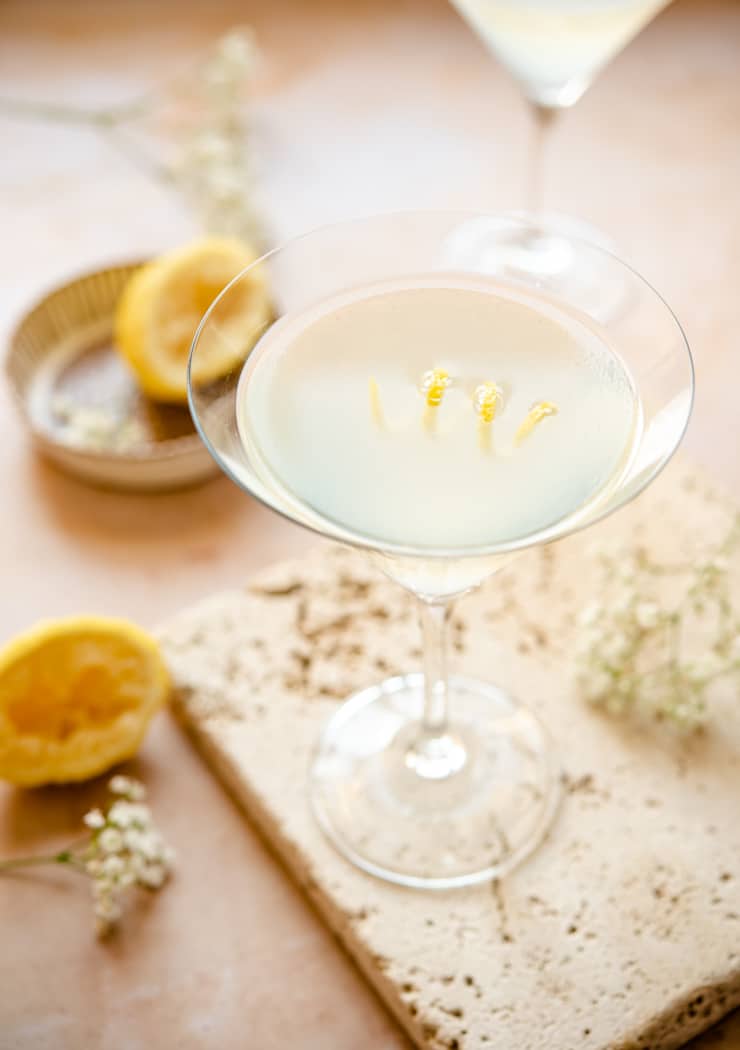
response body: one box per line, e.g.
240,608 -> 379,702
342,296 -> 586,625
5,262 -> 219,491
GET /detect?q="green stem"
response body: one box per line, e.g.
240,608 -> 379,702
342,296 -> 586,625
0,96 -> 126,126
98,125 -> 174,185
0,96 -> 172,186
0,837 -> 90,874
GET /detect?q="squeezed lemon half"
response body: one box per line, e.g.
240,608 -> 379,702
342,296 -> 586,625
0,618 -> 169,786
114,236 -> 271,403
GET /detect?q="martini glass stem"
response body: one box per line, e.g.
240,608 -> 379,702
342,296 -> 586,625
421,600 -> 451,734
527,102 -> 558,216
405,599 -> 467,780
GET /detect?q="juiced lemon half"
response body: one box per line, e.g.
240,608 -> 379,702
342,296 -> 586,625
0,618 -> 169,787
115,236 -> 270,403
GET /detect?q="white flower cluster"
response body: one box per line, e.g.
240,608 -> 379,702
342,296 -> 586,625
82,776 -> 175,936
575,521 -> 740,728
172,27 -> 263,246
0,27 -> 264,248
51,394 -> 147,453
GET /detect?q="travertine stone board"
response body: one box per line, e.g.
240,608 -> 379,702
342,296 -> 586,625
161,463 -> 740,1050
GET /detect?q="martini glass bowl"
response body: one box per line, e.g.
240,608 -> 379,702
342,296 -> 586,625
188,212 -> 693,889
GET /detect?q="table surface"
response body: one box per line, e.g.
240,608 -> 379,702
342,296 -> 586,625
0,1 -> 739,1047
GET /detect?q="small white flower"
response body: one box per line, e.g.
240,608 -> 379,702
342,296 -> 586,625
686,654 -> 721,681
601,632 -> 630,664
205,166 -> 244,203
615,676 -> 635,697
127,852 -> 147,879
90,869 -> 128,934
128,803 -> 151,825
672,702 -> 693,723
118,870 -> 136,890
94,893 -> 122,924
191,131 -> 230,165
123,828 -> 146,853
83,809 -> 105,830
92,876 -> 114,897
101,855 -> 126,879
138,863 -> 167,889
135,831 -> 164,862
107,801 -> 134,828
617,562 -> 637,585
578,602 -> 602,628
219,28 -> 257,73
109,775 -> 146,801
98,828 -> 124,855
612,589 -> 637,617
635,602 -> 660,630
108,801 -> 151,829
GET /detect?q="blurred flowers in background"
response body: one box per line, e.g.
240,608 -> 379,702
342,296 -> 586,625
0,27 -> 263,246
170,28 -> 262,245
576,518 -> 740,729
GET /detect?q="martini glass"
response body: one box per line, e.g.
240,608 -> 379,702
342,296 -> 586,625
188,212 -> 693,889
449,0 -> 673,292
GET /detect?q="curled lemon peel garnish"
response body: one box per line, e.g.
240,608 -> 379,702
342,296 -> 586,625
472,381 -> 502,424
473,381 -> 502,452
421,368 -> 450,407
368,376 -> 384,428
515,400 -> 559,445
420,367 -> 451,433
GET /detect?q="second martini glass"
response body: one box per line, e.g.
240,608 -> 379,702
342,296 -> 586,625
188,212 -> 693,888
449,0 -> 673,297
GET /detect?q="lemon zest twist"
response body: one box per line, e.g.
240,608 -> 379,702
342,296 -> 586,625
368,376 -> 384,428
473,382 -> 502,424
422,368 -> 450,407
420,367 -> 451,433
515,400 -> 559,445
473,381 -> 502,452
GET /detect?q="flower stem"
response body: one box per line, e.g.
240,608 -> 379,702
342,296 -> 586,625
98,125 -> 175,185
0,851 -> 70,871
0,838 -> 89,873
0,96 -> 124,126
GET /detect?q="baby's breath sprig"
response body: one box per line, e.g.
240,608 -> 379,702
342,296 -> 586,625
0,776 -> 174,937
0,27 -> 263,246
575,517 -> 740,729
169,27 -> 263,245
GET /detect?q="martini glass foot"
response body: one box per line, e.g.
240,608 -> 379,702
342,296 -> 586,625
442,211 -> 629,322
310,673 -> 561,889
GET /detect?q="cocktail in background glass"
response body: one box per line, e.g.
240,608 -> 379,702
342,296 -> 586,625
448,1 -> 673,290
188,212 -> 693,888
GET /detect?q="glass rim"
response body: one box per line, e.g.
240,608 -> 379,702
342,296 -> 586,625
188,209 -> 695,562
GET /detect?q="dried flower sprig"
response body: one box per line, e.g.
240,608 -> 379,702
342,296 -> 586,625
0,27 -> 263,246
171,28 -> 263,245
0,776 -> 174,937
51,394 -> 148,452
575,517 -> 740,728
